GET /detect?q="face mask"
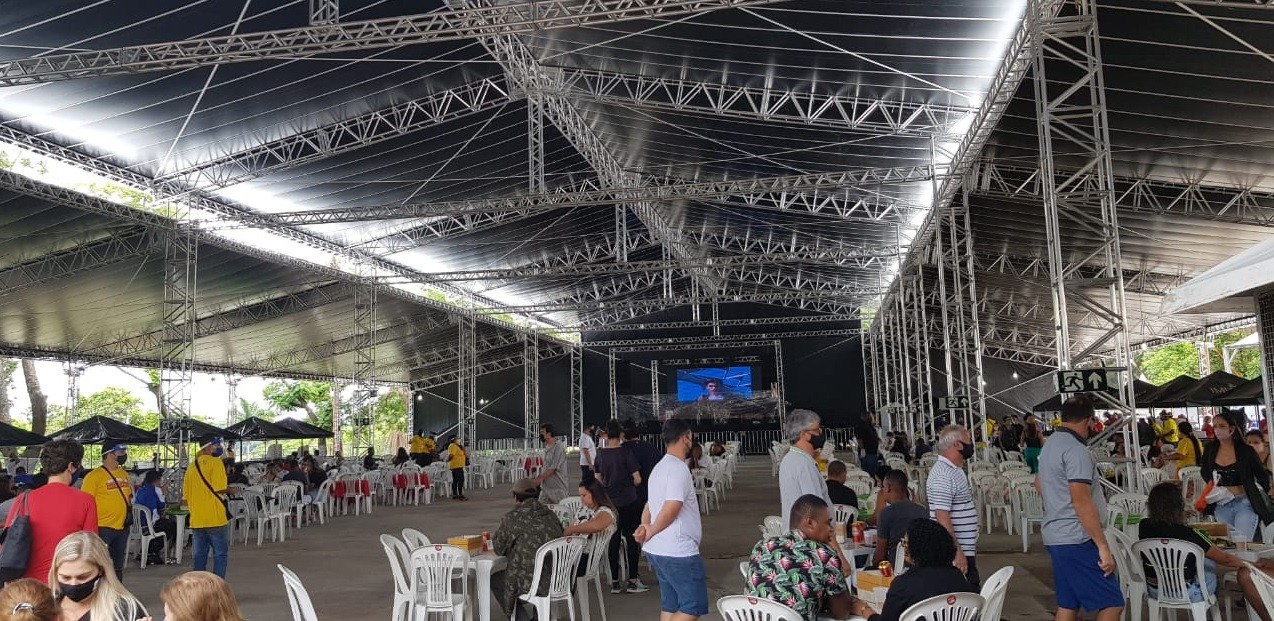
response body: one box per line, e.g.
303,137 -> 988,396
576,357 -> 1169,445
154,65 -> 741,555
1215,428 -> 1232,441
959,441 -> 975,460
59,576 -> 100,603
116,454 -> 127,466
809,432 -> 827,450
212,447 -> 224,457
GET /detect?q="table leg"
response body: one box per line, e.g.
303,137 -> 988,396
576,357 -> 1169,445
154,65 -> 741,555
477,563 -> 492,621
175,515 -> 187,564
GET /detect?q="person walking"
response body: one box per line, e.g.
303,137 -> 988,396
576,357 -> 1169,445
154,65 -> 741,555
593,419 -> 648,594
536,424 -> 568,504
183,436 -> 233,578
79,442 -> 133,579
4,440 -> 96,583
621,422 -> 661,506
579,424 -> 598,485
1038,396 -> 1123,621
446,435 -> 468,501
635,420 -> 706,621
926,424 -> 981,587
778,409 -> 831,527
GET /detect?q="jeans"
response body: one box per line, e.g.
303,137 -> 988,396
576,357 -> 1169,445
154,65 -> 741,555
192,526 -> 230,578
99,527 -> 128,579
451,468 -> 465,498
581,466 -> 595,485
860,453 -> 880,477
1148,560 -> 1218,603
1215,495 -> 1260,542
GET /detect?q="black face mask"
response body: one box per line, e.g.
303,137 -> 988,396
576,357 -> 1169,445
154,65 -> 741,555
809,432 -> 827,450
59,576 -> 100,603
959,441 -> 975,460
116,454 -> 127,466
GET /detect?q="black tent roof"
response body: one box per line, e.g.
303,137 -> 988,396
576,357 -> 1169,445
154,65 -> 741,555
0,423 -> 49,447
273,418 -> 332,439
1214,377 -> 1265,407
146,418 -> 241,442
1146,371 -> 1246,408
1137,375 -> 1200,409
224,416 -> 295,441
1031,380 -> 1157,414
51,416 -> 154,445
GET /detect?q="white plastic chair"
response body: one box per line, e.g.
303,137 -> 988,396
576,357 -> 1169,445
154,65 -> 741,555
126,505 -> 167,569
1243,562 -> 1274,620
518,536 -> 587,621
846,479 -> 872,497
402,528 -> 431,549
1015,485 -> 1045,552
410,544 -> 471,621
557,496 -> 584,517
981,476 -> 1013,535
1133,538 -> 1221,621
1106,528 -> 1146,621
832,504 -> 855,525
899,592 -> 984,621
360,471 -> 381,512
243,489 -> 286,546
760,516 -> 785,538
275,481 -> 304,529
1142,468 -> 1168,490
1109,493 -> 1149,538
278,564 -> 320,621
381,534 -> 415,621
577,525 -> 616,621
979,566 -> 1014,621
717,595 -> 801,621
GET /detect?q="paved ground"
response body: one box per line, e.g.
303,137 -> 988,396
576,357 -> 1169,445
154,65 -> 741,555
120,459 -> 1062,620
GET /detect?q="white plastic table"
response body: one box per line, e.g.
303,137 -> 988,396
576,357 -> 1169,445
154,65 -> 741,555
469,552 -> 508,621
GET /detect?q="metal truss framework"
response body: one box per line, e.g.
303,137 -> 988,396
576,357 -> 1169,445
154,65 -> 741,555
158,225 -> 196,466
480,288 -> 881,316
930,184 -> 988,438
548,67 -> 972,136
348,275 -> 378,452
156,77 -> 511,191
586,329 -> 859,348
457,314 -> 477,444
523,332 -> 539,438
310,0 -> 340,25
570,345 -> 583,445
0,0 -> 797,85
550,313 -> 861,333
0,228 -> 162,298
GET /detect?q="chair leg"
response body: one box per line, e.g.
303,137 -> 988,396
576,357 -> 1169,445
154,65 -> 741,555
577,579 -> 591,621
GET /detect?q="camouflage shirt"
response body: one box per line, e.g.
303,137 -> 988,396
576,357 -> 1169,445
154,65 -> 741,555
493,498 -> 564,613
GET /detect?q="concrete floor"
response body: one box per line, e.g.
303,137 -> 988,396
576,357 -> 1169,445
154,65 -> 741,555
121,459 -> 1061,620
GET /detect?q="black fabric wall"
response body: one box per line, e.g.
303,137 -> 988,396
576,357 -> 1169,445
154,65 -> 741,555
413,354 -> 573,440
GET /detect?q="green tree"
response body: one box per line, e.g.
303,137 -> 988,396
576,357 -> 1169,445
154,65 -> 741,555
77,387 -> 160,429
0,359 -> 16,424
372,390 -> 408,437
262,380 -> 332,426
1136,341 -> 1200,385
236,398 -> 276,422
1210,329 -> 1262,379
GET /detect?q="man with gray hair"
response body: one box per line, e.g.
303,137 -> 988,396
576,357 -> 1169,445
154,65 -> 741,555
926,423 -> 981,587
779,409 -> 832,527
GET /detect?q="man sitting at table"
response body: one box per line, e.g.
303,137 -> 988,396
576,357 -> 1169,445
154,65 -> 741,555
872,469 -> 928,567
492,478 -> 564,621
746,494 -> 857,621
857,519 -> 976,621
282,459 -> 309,492
825,461 -> 859,510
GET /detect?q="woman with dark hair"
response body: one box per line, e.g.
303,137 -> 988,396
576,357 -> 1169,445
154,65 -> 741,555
856,518 -> 976,621
1247,430 -> 1271,470
1139,482 -> 1247,603
563,480 -> 619,587
1201,410 -> 1273,541
392,447 -> 410,467
1165,421 -> 1203,475
134,469 -> 178,565
1023,417 -> 1044,473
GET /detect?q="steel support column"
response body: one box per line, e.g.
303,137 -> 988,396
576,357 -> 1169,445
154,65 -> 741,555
523,332 -> 540,439
63,362 -> 84,428
159,226 -> 196,468
458,314 -> 477,444
933,182 -> 988,441
349,276 -> 378,453
1256,292 -> 1274,469
1034,0 -> 1140,486
528,97 -> 545,194
650,360 -> 660,421
570,345 -> 583,446
225,374 -> 241,427
608,351 -> 618,419
773,340 -> 787,425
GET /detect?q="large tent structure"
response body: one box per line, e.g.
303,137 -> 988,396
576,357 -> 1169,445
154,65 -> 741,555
0,0 -> 1266,449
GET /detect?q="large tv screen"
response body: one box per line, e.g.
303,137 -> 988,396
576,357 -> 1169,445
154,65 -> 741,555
676,366 -> 755,402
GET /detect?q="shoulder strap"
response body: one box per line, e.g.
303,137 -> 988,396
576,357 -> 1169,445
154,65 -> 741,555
193,458 -> 229,510
102,466 -> 132,510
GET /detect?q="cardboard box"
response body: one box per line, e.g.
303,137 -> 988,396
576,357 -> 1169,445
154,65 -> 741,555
856,569 -> 894,594
447,535 -> 484,553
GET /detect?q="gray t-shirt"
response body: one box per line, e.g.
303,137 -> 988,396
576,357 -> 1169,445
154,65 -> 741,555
1039,427 -> 1106,546
778,448 -> 830,527
877,499 -> 929,562
541,441 -> 568,503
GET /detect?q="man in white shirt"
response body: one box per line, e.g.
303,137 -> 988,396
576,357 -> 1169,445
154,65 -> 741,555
779,409 -> 832,527
579,424 -> 597,485
635,419 -> 706,621
927,424 -> 981,587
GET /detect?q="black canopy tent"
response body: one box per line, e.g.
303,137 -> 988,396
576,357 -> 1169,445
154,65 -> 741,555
146,418 -> 241,443
50,416 -> 155,445
1145,371 -> 1245,409
1136,375 -> 1199,409
224,416 -> 295,441
273,418 -> 333,440
1214,377 -> 1265,407
0,423 -> 49,447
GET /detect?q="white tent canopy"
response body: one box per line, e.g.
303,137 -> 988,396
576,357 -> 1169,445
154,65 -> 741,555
1161,236 -> 1274,315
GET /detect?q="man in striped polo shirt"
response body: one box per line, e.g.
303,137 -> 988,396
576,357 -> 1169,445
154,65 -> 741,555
926,424 -> 980,588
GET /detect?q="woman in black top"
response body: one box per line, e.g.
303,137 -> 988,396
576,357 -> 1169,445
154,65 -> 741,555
853,518 -> 976,621
1201,410 -> 1272,542
392,447 -> 410,467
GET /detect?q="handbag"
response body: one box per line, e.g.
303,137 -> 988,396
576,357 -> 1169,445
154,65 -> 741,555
103,466 -> 134,531
194,458 -> 233,522
0,493 -> 32,582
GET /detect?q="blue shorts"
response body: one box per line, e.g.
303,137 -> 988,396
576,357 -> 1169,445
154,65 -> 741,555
1047,540 -> 1125,612
645,553 -> 709,615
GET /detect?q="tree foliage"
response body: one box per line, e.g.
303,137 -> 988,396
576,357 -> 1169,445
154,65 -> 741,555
1135,329 -> 1262,385
262,380 -> 332,426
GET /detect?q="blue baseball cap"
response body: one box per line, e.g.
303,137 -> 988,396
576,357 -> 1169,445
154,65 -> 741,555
102,443 -> 127,454
200,435 -> 224,449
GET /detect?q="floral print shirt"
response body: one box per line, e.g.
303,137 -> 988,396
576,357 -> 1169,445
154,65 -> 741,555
745,530 -> 847,621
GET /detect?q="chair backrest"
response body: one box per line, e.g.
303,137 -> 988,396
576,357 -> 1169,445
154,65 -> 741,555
380,534 -> 412,596
1109,493 -> 1148,516
762,516 -> 785,538
717,595 -> 802,621
133,505 -> 157,537
979,566 -> 1014,621
582,524 -> 616,577
1105,527 -> 1147,586
278,564 -> 320,621
401,528 -> 431,549
313,478 -> 333,503
273,484 -> 300,509
526,537 -> 587,600
1132,538 -> 1208,604
1140,468 -> 1167,488
846,479 -> 872,497
898,592 -> 984,621
1015,485 -> 1044,517
557,496 -> 583,515
409,544 -> 471,608
1244,562 -> 1274,617
832,504 -> 855,525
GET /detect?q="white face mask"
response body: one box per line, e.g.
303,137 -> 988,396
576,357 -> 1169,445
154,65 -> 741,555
1215,428 -> 1232,441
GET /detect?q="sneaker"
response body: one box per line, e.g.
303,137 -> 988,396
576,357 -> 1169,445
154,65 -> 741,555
610,581 -> 625,594
627,579 -> 649,593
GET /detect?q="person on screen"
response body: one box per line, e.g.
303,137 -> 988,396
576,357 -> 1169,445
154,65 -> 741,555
700,380 -> 726,402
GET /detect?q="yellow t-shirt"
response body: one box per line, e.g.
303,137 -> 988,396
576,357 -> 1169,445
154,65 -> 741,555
409,436 -> 427,453
1175,436 -> 1198,469
81,465 -> 133,530
447,443 -> 467,469
422,438 -> 437,454
1159,418 -> 1181,444
182,454 -> 229,529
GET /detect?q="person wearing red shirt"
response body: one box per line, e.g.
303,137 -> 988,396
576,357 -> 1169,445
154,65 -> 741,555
4,439 -> 96,583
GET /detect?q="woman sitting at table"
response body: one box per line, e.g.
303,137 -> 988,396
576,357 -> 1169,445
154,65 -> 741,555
255,462 -> 282,485
1201,409 -> 1272,542
856,518 -> 976,621
563,480 -> 617,582
1138,481 -> 1250,603
134,469 -> 178,565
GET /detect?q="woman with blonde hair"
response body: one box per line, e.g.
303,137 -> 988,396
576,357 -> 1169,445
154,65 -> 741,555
159,572 -> 244,621
0,578 -> 56,621
49,532 -> 148,620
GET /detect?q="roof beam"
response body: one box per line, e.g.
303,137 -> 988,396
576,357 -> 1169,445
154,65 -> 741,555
546,313 -> 861,333
587,330 -> 861,347
502,288 -> 879,315
155,77 -> 512,190
0,0 -> 796,85
78,281 -> 354,360
0,227 -> 163,298
548,67 -> 973,135
244,313 -> 456,375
